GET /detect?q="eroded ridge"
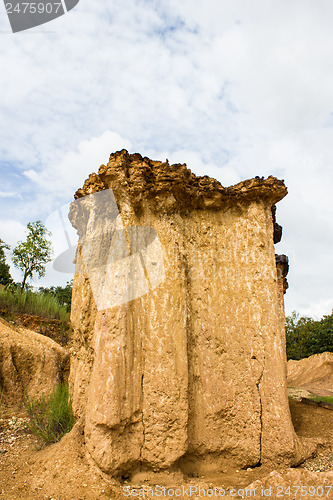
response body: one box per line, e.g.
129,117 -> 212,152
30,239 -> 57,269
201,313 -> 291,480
72,150 -> 287,213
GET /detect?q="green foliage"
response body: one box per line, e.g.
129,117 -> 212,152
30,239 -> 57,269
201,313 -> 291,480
0,239 -> 13,286
12,221 -> 53,291
39,280 -> 73,313
286,310 -> 333,360
0,286 -> 69,323
24,384 -> 75,444
309,395 -> 333,405
285,311 -> 314,360
306,312 -> 333,356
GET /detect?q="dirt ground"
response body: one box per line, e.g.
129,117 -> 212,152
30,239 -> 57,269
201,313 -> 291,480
1,349 -> 332,499
1,396 -> 332,500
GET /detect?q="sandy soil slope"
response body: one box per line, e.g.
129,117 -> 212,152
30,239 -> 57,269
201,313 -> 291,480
287,352 -> 333,397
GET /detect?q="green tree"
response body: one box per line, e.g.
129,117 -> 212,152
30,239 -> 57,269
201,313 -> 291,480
286,310 -> 333,360
0,239 -> 13,286
285,311 -> 313,360
306,312 -> 333,355
12,221 -> 53,291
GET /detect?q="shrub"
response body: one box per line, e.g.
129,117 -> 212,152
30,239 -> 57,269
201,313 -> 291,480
24,384 -> 75,444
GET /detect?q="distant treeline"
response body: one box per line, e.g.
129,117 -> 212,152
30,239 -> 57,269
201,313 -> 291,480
38,281 -> 73,313
286,310 -> 333,360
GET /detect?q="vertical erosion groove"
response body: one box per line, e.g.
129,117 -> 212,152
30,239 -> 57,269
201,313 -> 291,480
181,249 -> 192,455
140,373 -> 145,463
257,367 -> 264,466
137,292 -> 145,466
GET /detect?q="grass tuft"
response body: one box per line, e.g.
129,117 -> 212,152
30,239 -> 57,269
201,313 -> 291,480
24,383 -> 75,444
0,287 -> 69,323
309,395 -> 333,405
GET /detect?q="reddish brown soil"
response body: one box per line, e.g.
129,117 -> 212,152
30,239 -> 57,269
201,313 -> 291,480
0,312 -> 70,346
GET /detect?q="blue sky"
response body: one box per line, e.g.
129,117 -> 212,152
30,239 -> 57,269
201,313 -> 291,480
0,0 -> 333,318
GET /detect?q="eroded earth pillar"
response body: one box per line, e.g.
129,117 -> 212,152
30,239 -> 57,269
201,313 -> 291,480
68,150 -> 301,478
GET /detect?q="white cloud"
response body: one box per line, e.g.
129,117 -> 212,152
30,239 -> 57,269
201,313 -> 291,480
25,130 -> 132,199
23,170 -> 39,182
0,191 -> 17,198
0,220 -> 26,246
147,148 -> 241,187
228,128 -> 333,319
